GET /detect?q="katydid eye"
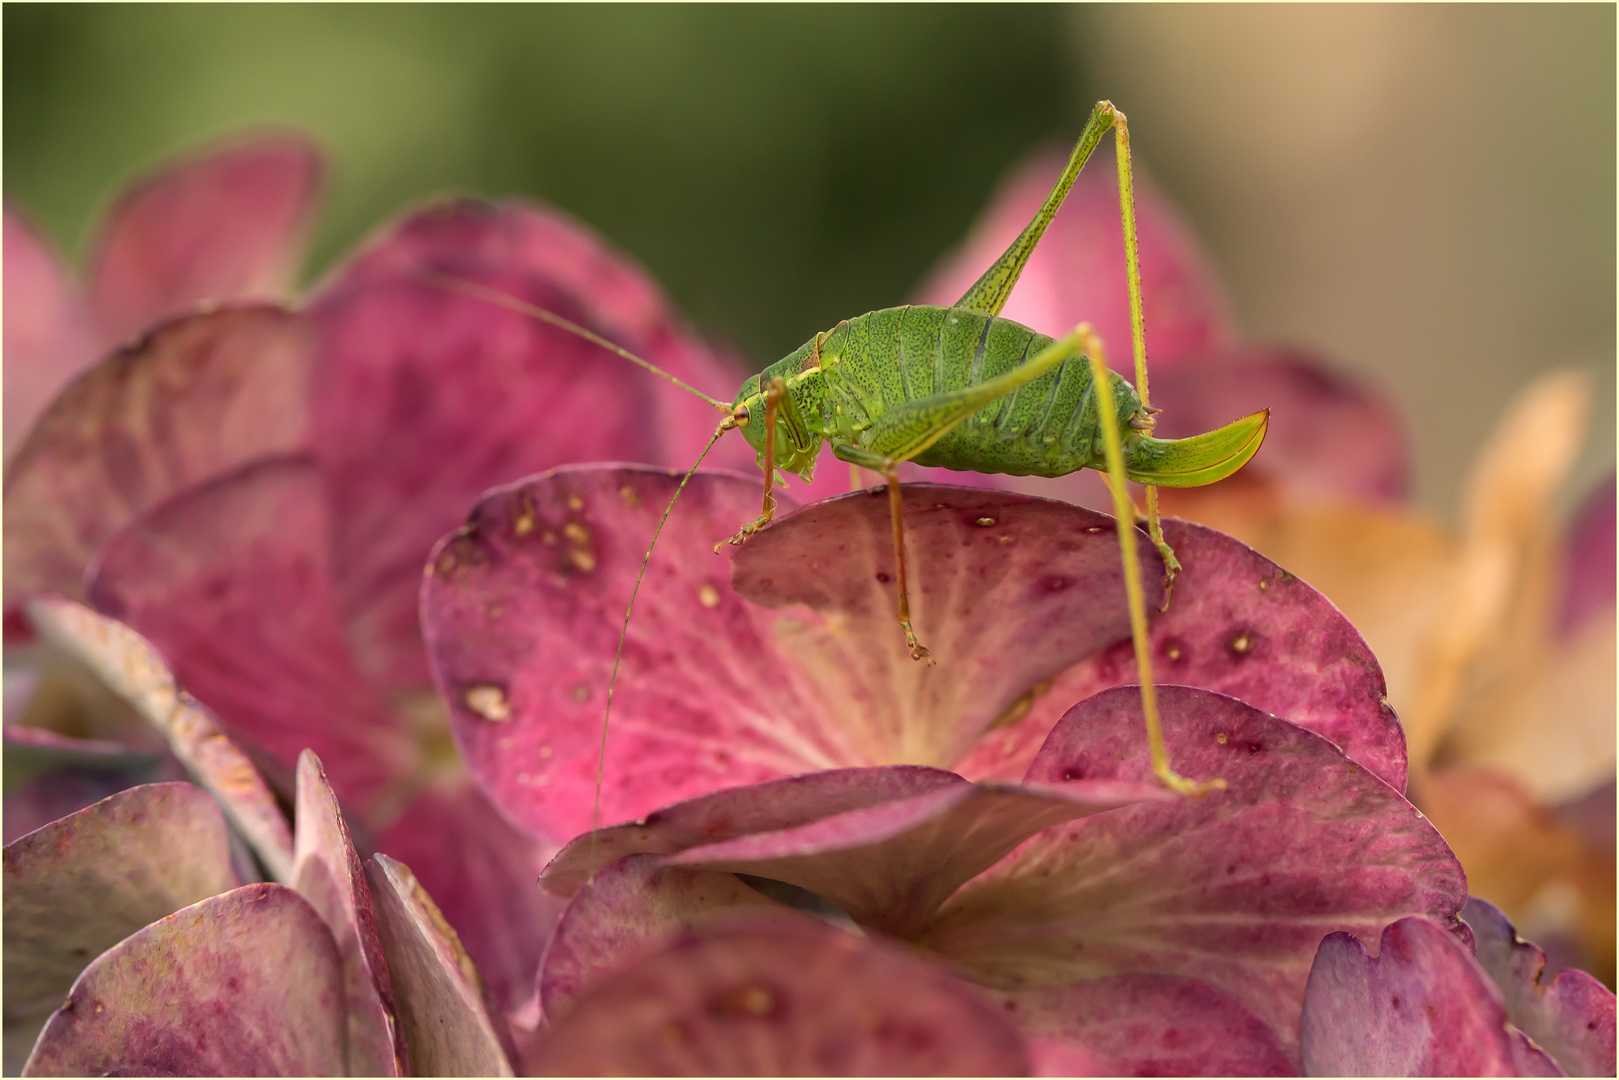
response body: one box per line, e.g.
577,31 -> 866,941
733,404 -> 751,426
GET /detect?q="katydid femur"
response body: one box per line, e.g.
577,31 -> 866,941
437,100 -> 1265,799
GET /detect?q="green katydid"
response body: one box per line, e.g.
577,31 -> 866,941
437,100 -> 1265,799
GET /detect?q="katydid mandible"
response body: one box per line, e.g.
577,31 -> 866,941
438,100 -> 1267,801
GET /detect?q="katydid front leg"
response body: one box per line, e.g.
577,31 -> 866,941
716,376 -> 787,552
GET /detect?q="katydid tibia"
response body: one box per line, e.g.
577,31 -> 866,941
435,100 -> 1267,805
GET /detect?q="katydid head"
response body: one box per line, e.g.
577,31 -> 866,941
731,356 -> 825,482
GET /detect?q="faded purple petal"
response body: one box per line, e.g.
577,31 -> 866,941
372,777 -> 563,1017
85,458 -> 413,813
3,306 -> 314,618
1003,975 -> 1294,1077
914,139 -> 1234,368
292,751 -> 406,1076
959,519 -> 1406,792
26,600 -> 296,882
308,200 -> 749,695
1464,897 -> 1616,1077
539,765 -> 964,896
423,468 -> 1156,844
540,853 -> 809,1022
1150,347 -> 1410,503
2,727 -> 171,843
1300,917 -> 1559,1077
4,783 -> 240,1022
22,883 -> 345,1078
364,853 -> 515,1077
528,916 -> 1031,1077
1559,474 -> 1616,639
923,686 -> 1463,1059
87,133 -> 323,345
3,205 -> 96,454
667,779 -> 1167,937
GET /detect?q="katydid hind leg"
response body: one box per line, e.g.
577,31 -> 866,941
831,442 -> 933,664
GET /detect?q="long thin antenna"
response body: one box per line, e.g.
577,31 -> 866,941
590,417 -> 736,871
423,271 -> 733,414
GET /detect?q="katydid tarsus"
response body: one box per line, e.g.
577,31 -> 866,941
437,100 -> 1266,811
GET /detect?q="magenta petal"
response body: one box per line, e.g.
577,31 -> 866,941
529,916 -> 1030,1077
1004,975 -> 1294,1077
373,778 -> 563,1016
1559,474 -> 1616,638
1464,897 -> 1616,1077
914,139 -> 1234,366
22,883 -> 345,1077
1300,917 -> 1559,1077
308,200 -> 749,694
3,306 -> 314,618
960,519 -> 1406,791
539,765 -> 964,896
4,783 -> 240,1021
3,205 -> 96,454
87,132 -> 323,345
539,853 -> 811,1022
1150,347 -> 1411,503
668,779 -> 1167,937
925,686 -> 1462,1059
364,853 -> 516,1076
26,600 -> 296,882
85,457 -> 413,813
292,751 -> 407,1076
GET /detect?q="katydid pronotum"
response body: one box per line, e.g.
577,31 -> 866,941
437,100 -> 1267,808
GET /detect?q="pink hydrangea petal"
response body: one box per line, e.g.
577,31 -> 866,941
1149,346 -> 1411,504
528,915 -> 1031,1077
22,883 -> 346,1077
25,599 -> 296,882
3,782 -> 240,1021
667,779 -> 1168,937
958,518 -> 1406,791
372,777 -> 563,1016
924,685 -> 1463,1061
364,853 -> 516,1077
291,751 -> 407,1076
539,853 -> 811,1022
1300,916 -> 1560,1077
539,765 -> 965,896
1559,473 -> 1615,639
87,132 -> 323,345
2,305 -> 314,620
84,457 -> 414,814
914,139 -> 1234,367
1464,896 -> 1616,1077
308,200 -> 750,695
1003,975 -> 1294,1077
3,205 -> 96,454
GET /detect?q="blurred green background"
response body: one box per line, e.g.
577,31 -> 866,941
6,4 -> 1614,513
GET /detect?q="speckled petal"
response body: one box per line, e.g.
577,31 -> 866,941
88,133 -> 322,344
538,765 -> 964,896
958,519 -> 1406,791
292,751 -> 406,1076
308,199 -> 749,695
425,469 -> 1161,845
539,853 -> 809,1022
4,783 -> 239,1023
1300,916 -> 1559,1077
1001,975 -> 1294,1077
923,685 -> 1463,1060
364,853 -> 515,1077
3,306 -> 314,620
528,916 -> 1030,1076
84,458 -> 414,814
26,600 -> 295,882
22,883 -> 345,1078
914,138 -> 1233,367
3,204 -> 96,454
1464,897 -> 1616,1077
667,779 -> 1167,937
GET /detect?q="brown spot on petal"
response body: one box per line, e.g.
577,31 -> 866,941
569,548 -> 597,573
570,684 -> 591,703
1228,632 -> 1254,655
974,517 -> 996,527
464,683 -> 511,721
513,492 -> 537,536
619,485 -> 641,509
567,494 -> 585,511
697,584 -> 721,608
1216,732 -> 1229,745
563,522 -> 590,544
